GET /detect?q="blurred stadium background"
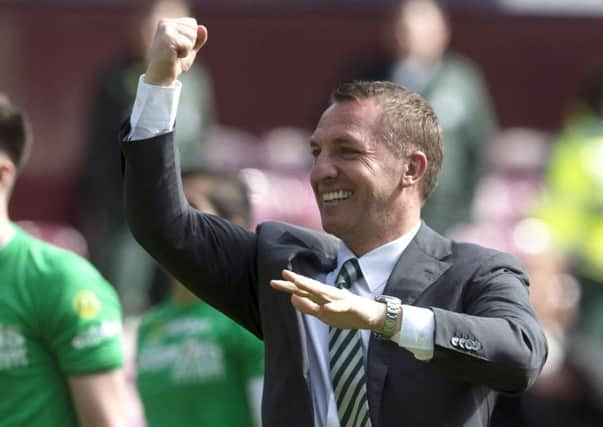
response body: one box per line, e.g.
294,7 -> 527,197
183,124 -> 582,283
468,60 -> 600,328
2,0 -> 603,222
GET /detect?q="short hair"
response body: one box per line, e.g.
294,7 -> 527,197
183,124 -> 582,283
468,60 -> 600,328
330,80 -> 443,200
0,94 -> 32,172
182,169 -> 252,228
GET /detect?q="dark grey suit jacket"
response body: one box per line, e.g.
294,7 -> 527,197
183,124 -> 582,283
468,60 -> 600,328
122,132 -> 547,427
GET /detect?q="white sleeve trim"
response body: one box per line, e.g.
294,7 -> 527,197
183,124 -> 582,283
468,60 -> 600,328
391,305 -> 435,361
129,75 -> 182,141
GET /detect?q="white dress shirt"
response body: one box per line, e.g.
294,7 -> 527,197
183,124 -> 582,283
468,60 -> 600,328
129,75 -> 436,427
308,224 -> 434,427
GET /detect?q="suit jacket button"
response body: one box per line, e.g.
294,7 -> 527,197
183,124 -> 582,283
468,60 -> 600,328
451,337 -> 459,347
467,340 -> 475,351
474,342 -> 481,351
458,338 -> 466,349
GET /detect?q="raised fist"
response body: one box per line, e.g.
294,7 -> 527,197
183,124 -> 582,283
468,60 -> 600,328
145,17 -> 208,86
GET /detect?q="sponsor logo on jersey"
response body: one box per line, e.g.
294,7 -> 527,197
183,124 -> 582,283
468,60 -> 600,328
73,290 -> 101,319
0,325 -> 28,369
72,320 -> 122,349
146,317 -> 213,343
138,338 -> 225,383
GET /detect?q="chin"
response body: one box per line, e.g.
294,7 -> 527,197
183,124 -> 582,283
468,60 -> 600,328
320,220 -> 337,235
321,222 -> 348,239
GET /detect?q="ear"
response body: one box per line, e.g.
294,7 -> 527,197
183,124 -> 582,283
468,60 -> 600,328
0,158 -> 16,190
400,150 -> 427,189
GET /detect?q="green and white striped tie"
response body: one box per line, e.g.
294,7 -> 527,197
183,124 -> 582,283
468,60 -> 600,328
329,259 -> 372,427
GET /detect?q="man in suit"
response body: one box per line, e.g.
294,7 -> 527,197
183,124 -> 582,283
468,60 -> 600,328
121,18 -> 547,427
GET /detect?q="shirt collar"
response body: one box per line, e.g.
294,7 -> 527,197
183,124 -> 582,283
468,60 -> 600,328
335,221 -> 422,292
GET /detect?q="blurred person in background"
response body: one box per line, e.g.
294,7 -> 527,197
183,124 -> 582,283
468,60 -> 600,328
0,94 -> 126,426
533,67 -> 603,349
136,170 -> 263,427
79,0 -> 216,315
448,125 -> 603,427
346,0 -> 497,234
489,220 -> 603,427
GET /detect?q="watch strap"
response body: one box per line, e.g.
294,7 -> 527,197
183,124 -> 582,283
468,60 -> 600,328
374,295 -> 402,340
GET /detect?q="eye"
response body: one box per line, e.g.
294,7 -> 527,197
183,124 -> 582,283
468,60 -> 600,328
310,146 -> 321,158
339,147 -> 361,158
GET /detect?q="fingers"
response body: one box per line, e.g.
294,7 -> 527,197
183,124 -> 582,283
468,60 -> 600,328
270,279 -> 310,298
291,295 -> 366,330
173,19 -> 198,39
173,34 -> 196,59
291,294 -> 322,315
281,270 -> 335,295
283,270 -> 336,303
145,17 -> 206,85
270,277 -> 329,305
166,19 -> 198,57
170,20 -> 207,52
270,280 -> 325,315
168,19 -> 207,52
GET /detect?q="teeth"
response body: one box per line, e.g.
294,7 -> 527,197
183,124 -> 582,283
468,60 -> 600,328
322,190 -> 352,202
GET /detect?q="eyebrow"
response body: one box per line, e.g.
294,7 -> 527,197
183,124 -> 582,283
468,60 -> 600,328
308,133 -> 364,149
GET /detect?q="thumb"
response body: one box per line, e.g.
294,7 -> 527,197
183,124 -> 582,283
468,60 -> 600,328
194,25 -> 208,51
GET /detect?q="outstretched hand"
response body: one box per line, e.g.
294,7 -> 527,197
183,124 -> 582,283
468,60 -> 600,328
145,17 -> 208,86
270,270 -> 386,331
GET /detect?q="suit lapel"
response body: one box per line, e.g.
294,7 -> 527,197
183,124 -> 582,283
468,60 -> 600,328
279,229 -> 339,272
276,229 -> 338,383
382,224 -> 452,303
367,223 -> 452,426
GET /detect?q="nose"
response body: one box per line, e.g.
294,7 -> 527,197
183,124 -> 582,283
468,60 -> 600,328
311,151 -> 338,182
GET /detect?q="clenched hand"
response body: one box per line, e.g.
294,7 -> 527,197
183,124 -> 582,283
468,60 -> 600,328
145,17 -> 207,86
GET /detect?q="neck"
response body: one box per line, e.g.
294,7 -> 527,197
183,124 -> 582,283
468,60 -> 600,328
0,203 -> 12,247
347,213 -> 421,257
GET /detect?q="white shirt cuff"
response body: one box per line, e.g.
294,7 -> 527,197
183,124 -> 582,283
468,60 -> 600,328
129,74 -> 181,141
391,305 -> 435,361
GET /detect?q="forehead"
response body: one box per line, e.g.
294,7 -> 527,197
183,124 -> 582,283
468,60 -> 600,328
311,99 -> 382,145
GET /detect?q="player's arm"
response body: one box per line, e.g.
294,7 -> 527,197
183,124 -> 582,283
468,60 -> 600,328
38,253 -> 127,425
68,370 -> 127,427
235,325 -> 265,427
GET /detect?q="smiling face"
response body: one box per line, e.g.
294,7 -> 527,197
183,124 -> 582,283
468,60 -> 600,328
310,98 -> 412,255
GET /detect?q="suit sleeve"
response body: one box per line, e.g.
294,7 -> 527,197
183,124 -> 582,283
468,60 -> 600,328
430,252 -> 548,394
121,130 -> 262,338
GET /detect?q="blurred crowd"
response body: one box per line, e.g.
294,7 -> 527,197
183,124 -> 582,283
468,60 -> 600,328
2,0 -> 603,426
